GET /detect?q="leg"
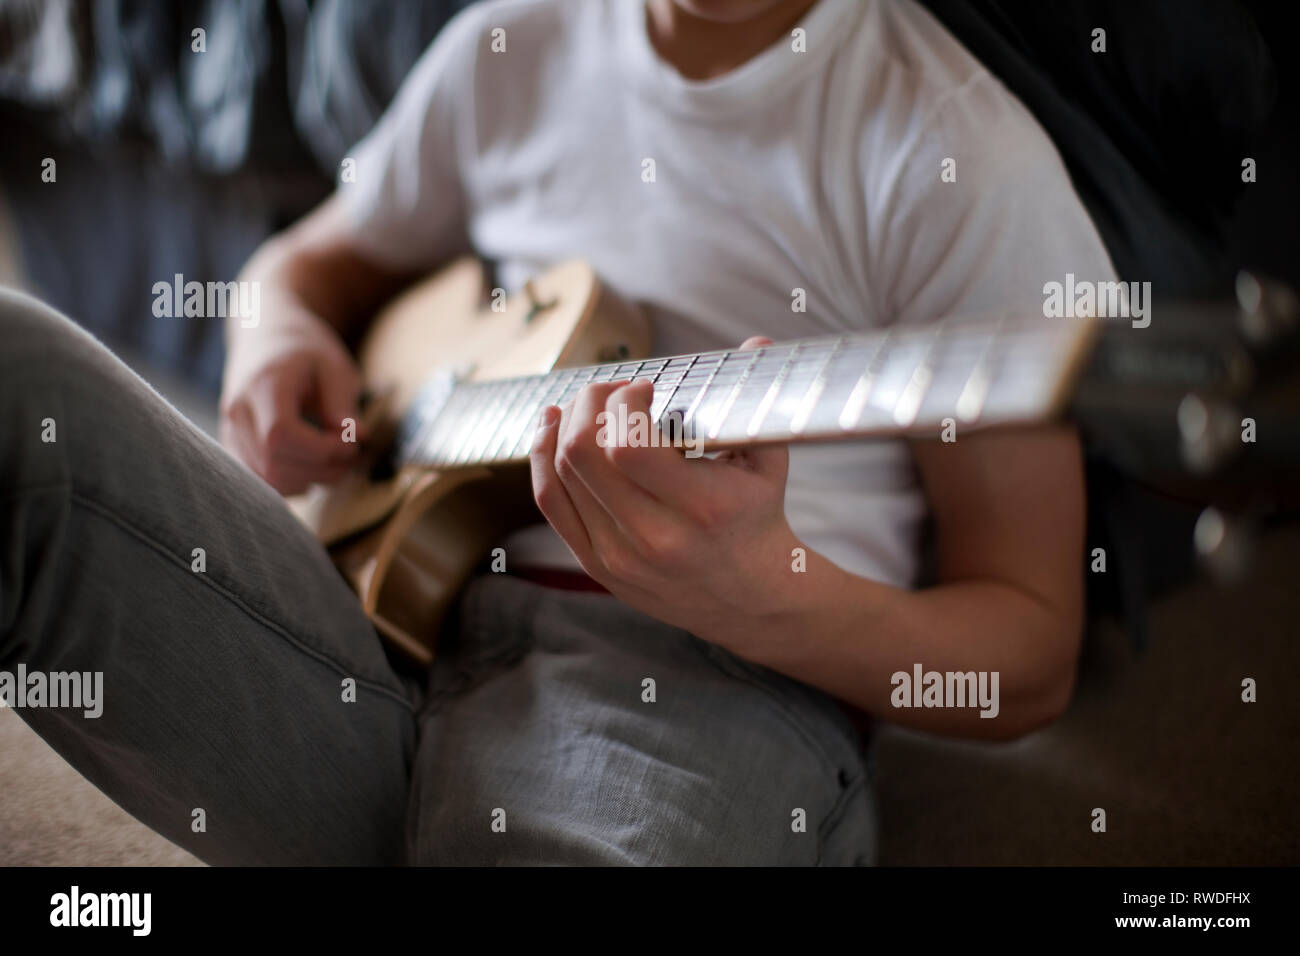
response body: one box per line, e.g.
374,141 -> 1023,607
408,574 -> 877,865
0,289 -> 417,864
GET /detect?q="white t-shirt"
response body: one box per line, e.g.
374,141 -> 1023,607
340,0 -> 1116,587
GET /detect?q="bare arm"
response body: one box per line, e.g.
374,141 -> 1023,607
227,196 -> 416,343
738,425 -> 1086,740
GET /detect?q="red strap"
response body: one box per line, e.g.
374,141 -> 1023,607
510,567 -> 611,595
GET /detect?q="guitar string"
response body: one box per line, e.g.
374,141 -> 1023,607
400,323 -> 1079,463
407,338 -> 1070,464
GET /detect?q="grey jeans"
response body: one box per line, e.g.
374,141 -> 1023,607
0,289 -> 877,865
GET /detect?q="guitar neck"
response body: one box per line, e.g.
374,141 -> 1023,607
397,311 -> 1100,468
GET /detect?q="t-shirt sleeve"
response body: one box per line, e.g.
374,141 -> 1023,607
870,73 -> 1118,327
335,6 -> 486,272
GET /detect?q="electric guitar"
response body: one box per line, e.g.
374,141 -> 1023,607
288,258 -> 1299,665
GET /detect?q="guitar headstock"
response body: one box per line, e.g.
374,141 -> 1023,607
1071,272 -> 1300,500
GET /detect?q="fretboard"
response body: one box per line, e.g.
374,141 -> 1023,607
395,311 -> 1097,468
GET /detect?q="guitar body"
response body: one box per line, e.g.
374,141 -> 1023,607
288,258 -> 651,665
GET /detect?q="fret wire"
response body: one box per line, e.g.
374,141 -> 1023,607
659,343 -> 845,394
540,373 -> 570,408
483,374 -> 549,462
509,370 -> 578,458
684,349 -> 740,427
602,322 -> 1059,397
502,369 -> 579,459
533,370 -> 564,408
416,392 -> 456,459
460,382 -> 517,463
446,382 -> 502,465
401,316 -> 1069,462
401,377 -> 456,462
413,391 -> 461,462
610,359 -> 649,382
509,366 -> 595,459
473,377 -> 531,463
652,356 -> 695,379
640,358 -> 671,381
789,337 -> 849,434
537,367 -> 581,413
508,417 -> 537,460
728,326 -> 1040,402
548,367 -> 584,406
430,383 -> 484,461
435,394 -> 478,462
399,405 -> 434,463
425,387 -> 478,464
652,353 -> 699,420
837,329 -> 895,430
652,343 -> 848,426
469,376 -> 532,464
614,358 -> 669,387
747,343 -> 803,437
497,388 -> 550,460
557,365 -> 603,405
972,321 -> 1074,422
954,314 -> 1009,423
733,366 -> 834,428
672,351 -> 727,391
706,347 -> 765,440
629,348 -> 811,400
461,381 -> 518,463
458,380 -> 514,464
545,371 -> 582,410
891,320 -> 947,427
399,398 -> 434,460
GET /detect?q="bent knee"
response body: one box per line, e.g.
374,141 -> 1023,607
0,287 -> 104,373
0,289 -> 131,487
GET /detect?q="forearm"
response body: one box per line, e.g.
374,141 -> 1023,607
527,364 -> 1084,742
227,197 -> 415,346
711,544 -> 1081,741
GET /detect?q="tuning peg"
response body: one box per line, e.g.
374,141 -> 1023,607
1236,272 -> 1298,347
1177,393 -> 1242,474
1193,506 -> 1253,586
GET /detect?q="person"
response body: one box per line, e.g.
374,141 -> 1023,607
1,0 -> 1115,864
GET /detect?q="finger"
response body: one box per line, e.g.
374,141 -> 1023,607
552,385 -> 636,555
231,399 -> 356,489
313,355 -> 368,445
250,374 -> 361,466
601,379 -> 707,505
716,440 -> 790,482
224,403 -> 332,495
564,380 -> 679,524
529,404 -> 597,568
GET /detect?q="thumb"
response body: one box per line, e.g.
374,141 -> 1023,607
731,438 -> 789,481
314,354 -> 367,443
